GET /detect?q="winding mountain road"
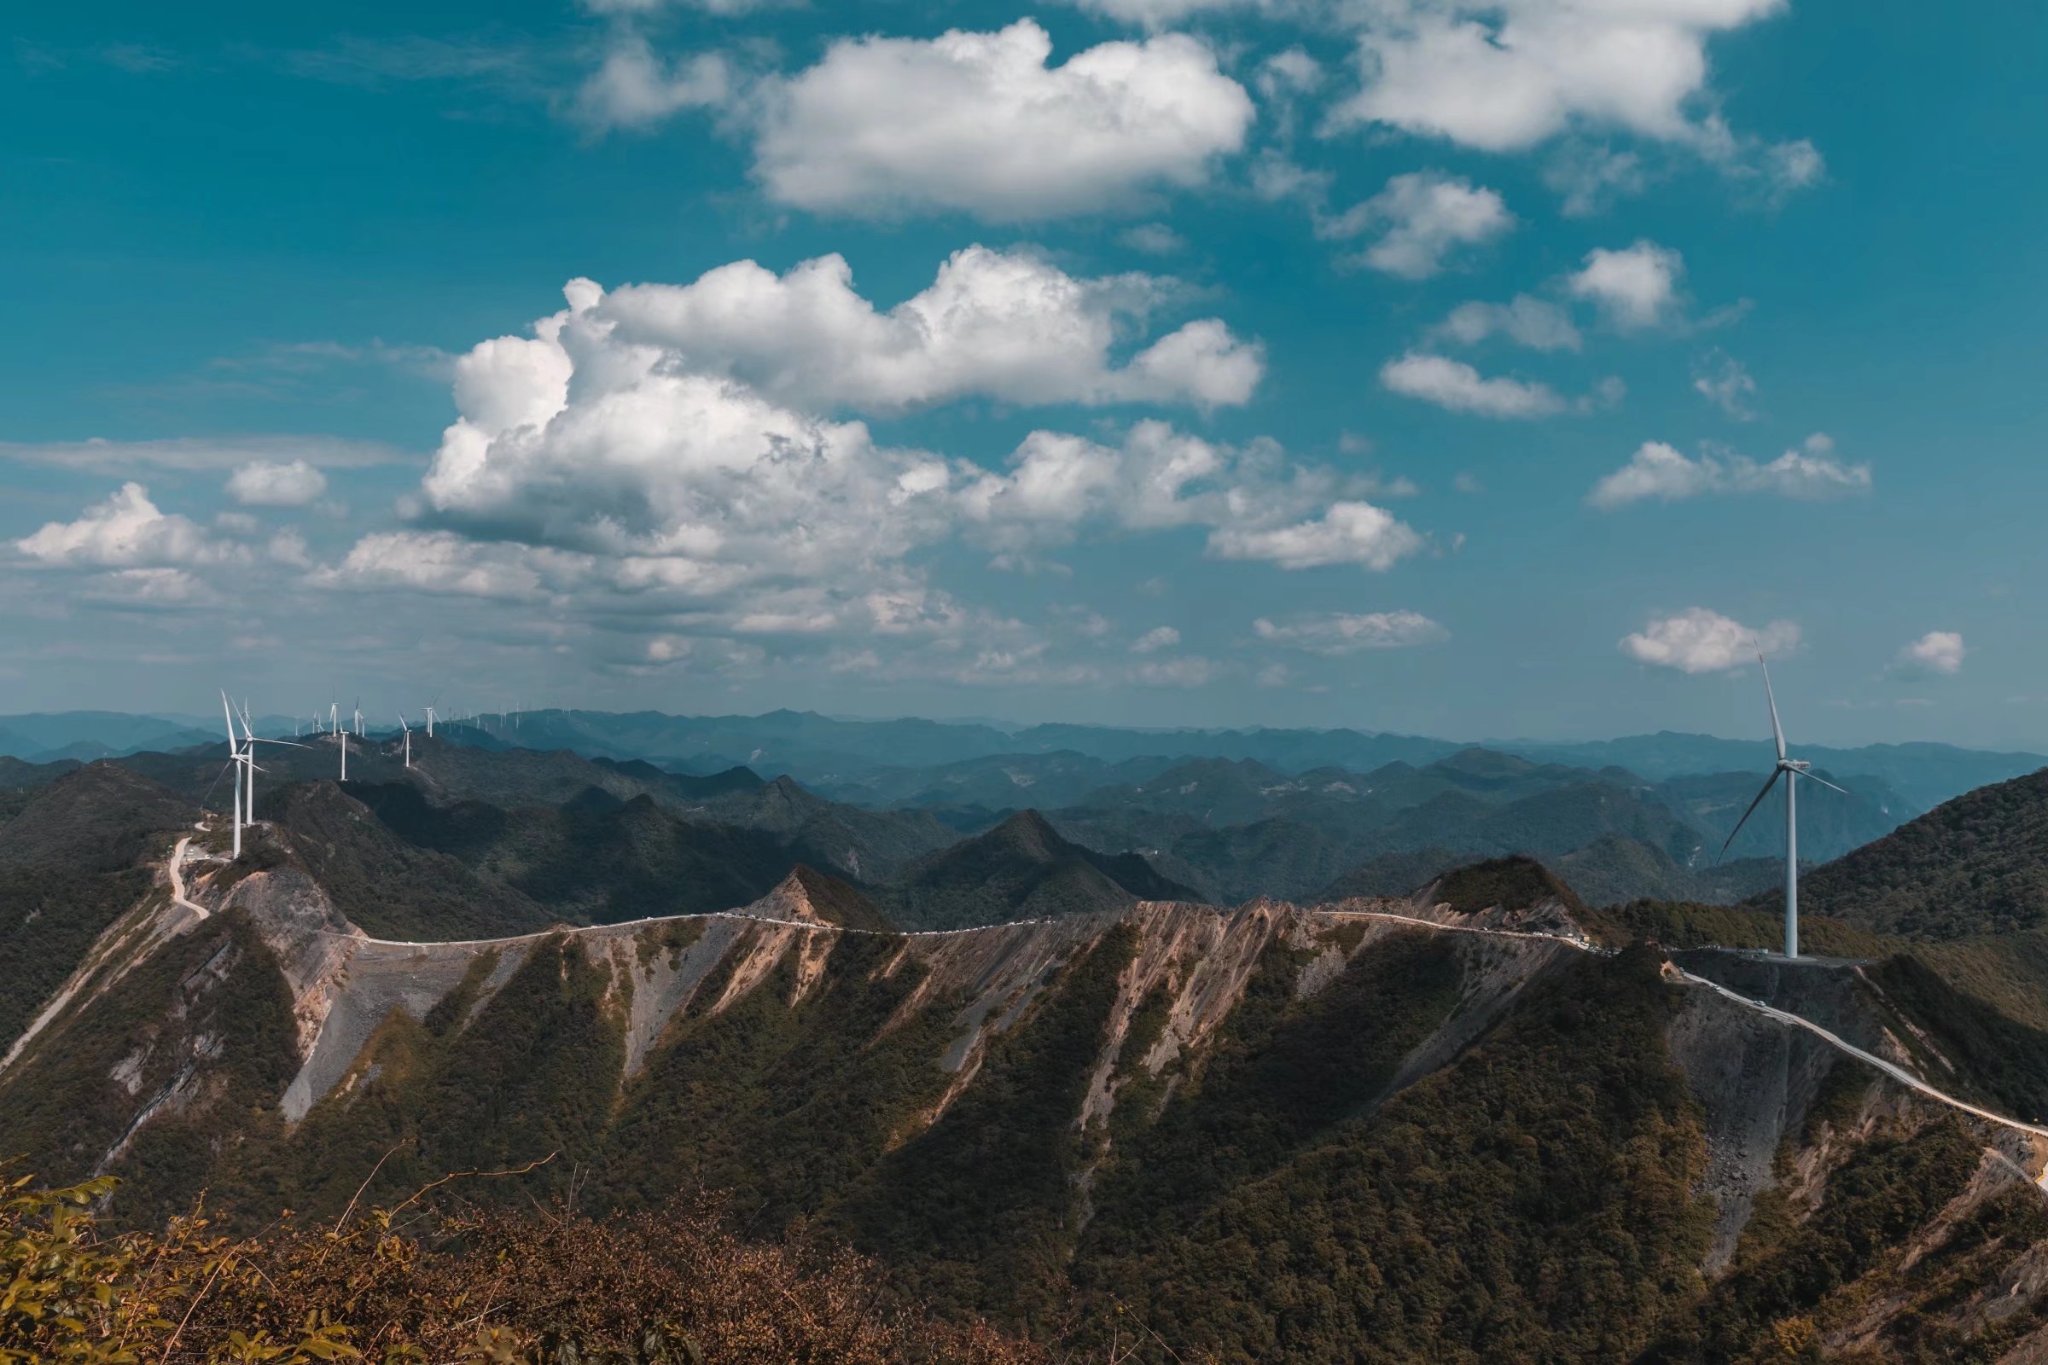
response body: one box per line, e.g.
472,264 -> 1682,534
167,835 -> 208,921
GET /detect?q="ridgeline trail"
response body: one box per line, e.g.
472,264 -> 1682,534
165,829 -> 2048,1162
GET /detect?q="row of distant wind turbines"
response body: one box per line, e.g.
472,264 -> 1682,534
212,664 -> 1841,960
219,692 -> 507,859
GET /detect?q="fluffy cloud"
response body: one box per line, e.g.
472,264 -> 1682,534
1587,435 -> 1871,509
573,37 -> 730,131
598,246 -> 1262,412
1430,294 -> 1581,351
958,421 -> 1424,570
751,20 -> 1254,220
1620,607 -> 1798,674
14,483 -> 239,569
226,458 -> 329,506
1378,353 -> 1565,418
1207,501 -> 1425,570
1891,631 -> 1965,679
328,292 -> 1427,642
1333,0 -> 1794,157
1253,610 -> 1448,653
1318,172 -> 1512,279
1568,240 -> 1684,329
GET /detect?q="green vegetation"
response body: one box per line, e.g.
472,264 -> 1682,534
0,865 -> 151,1048
0,1169 -> 1042,1364
1783,767 -> 2048,938
839,925 -> 1138,1329
1647,1120 -> 1985,1361
1864,954 -> 2048,1123
1580,899 -> 1892,958
0,913 -> 300,1231
1087,946 -> 1716,1361
883,811 -> 1195,930
1433,853 -> 1585,915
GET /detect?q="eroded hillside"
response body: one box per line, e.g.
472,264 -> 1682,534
7,821 -> 2048,1360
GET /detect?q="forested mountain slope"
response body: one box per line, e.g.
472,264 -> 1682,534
1763,767 -> 2048,939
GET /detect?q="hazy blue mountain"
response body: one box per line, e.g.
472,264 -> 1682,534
1502,731 -> 2042,811
0,711 -> 222,761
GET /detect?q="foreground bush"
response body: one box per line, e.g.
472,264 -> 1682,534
0,1169 -> 1043,1365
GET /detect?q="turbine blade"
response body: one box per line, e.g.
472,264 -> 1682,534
1800,770 -> 1849,797
1720,769 -> 1783,859
1758,651 -> 1787,761
221,692 -> 236,748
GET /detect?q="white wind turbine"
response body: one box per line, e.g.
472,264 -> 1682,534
235,701 -> 304,845
397,713 -> 412,768
353,698 -> 364,738
221,693 -> 247,858
1719,652 -> 1848,959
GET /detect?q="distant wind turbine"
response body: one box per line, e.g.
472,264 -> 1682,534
397,713 -> 412,768
1720,653 -> 1848,959
353,698 -> 364,738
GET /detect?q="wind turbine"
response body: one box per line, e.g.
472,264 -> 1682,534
221,693 -> 246,858
229,700 -> 305,851
353,698 -> 364,738
397,713 -> 412,768
1720,653 -> 1848,958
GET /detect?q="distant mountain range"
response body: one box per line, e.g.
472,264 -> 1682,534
4,709 -> 2037,817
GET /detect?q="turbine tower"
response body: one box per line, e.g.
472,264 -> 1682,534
398,713 -> 412,768
221,693 -> 246,858
226,698 -> 305,855
1720,653 -> 1848,958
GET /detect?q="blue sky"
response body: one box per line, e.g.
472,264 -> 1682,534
3,0 -> 2044,746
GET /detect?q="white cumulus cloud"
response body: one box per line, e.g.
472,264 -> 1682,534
1379,353 -> 1565,418
1568,240 -> 1684,330
1587,435 -> 1871,509
1253,610 -> 1448,654
1891,631 -> 1965,679
573,36 -> 730,132
226,458 -> 329,507
15,483 -> 240,569
1620,607 -> 1798,674
595,245 -> 1263,412
1318,171 -> 1512,279
751,20 -> 1254,220
1332,0 -> 1795,159
324,293 -> 1431,644
1207,501 -> 1425,571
